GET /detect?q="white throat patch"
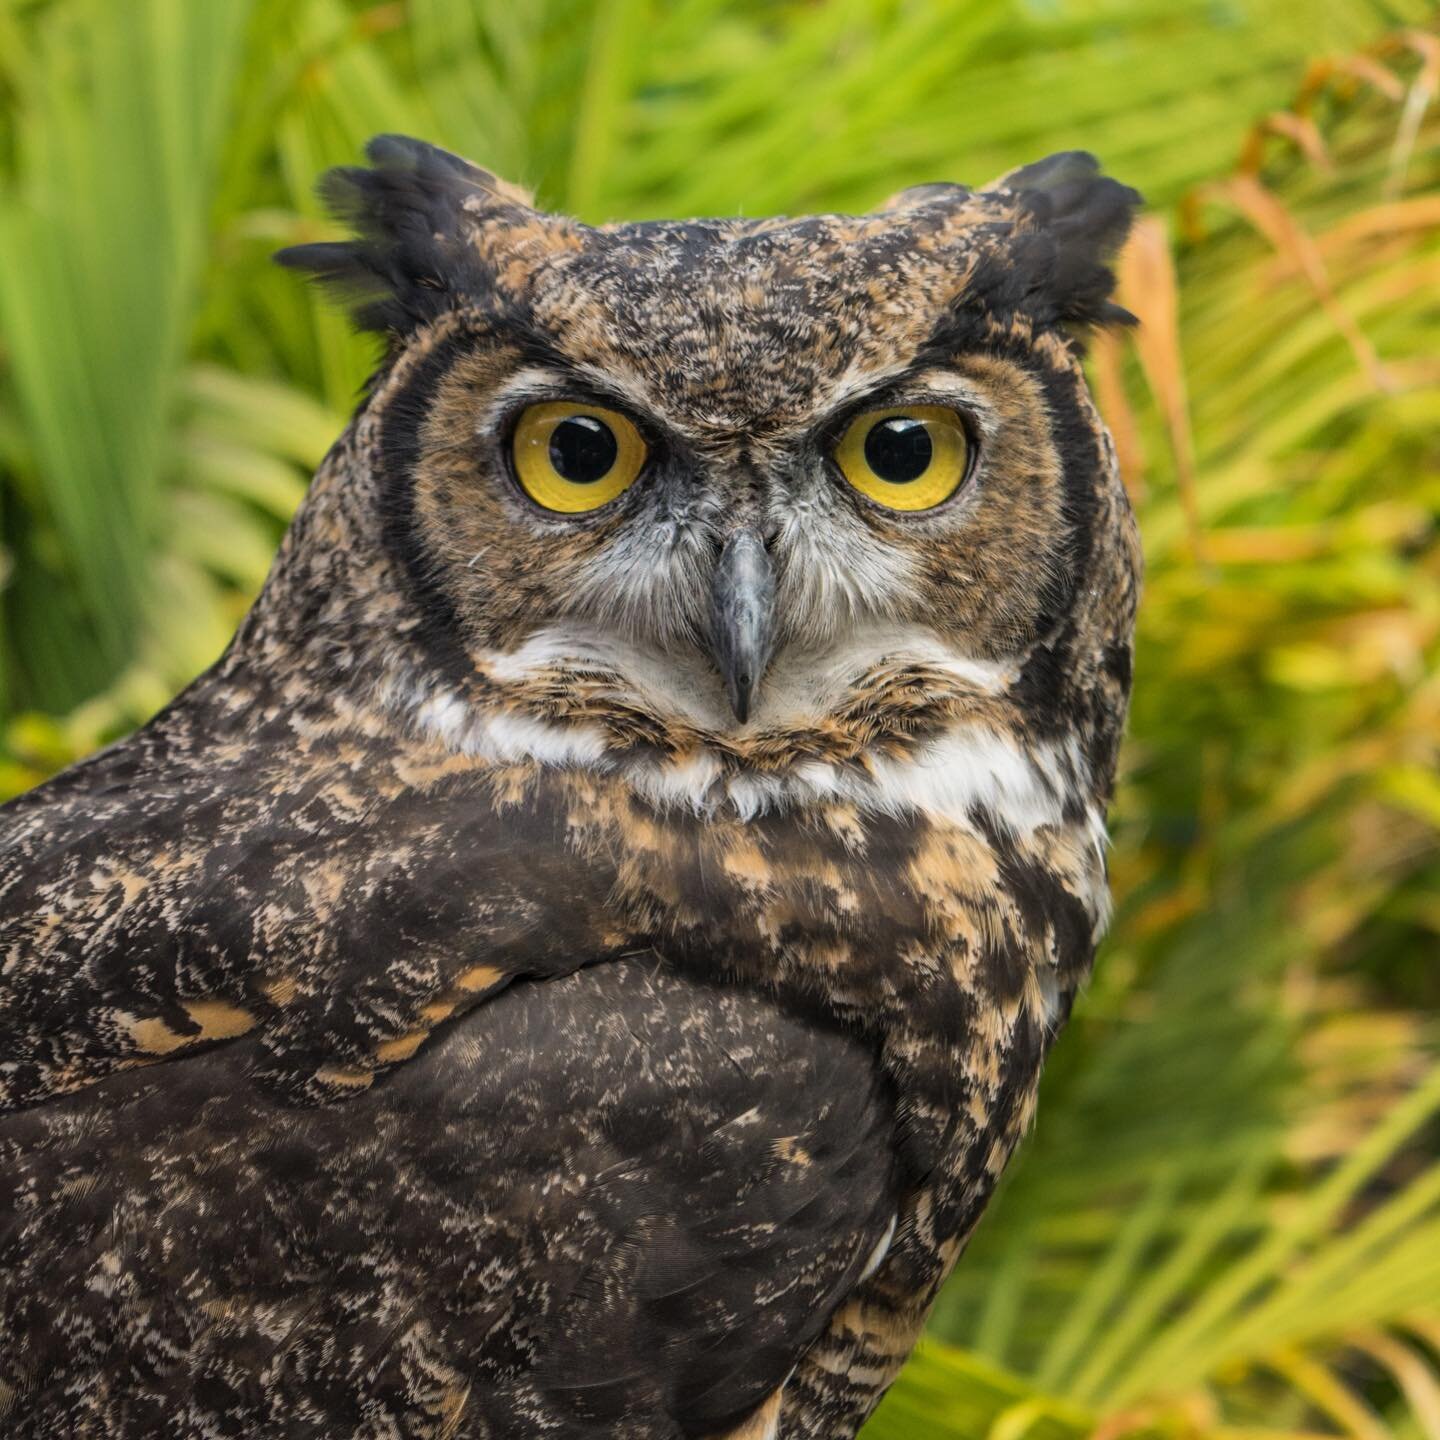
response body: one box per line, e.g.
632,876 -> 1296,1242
386,625 -> 1102,854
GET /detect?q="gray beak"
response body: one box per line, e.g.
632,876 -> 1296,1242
709,528 -> 776,724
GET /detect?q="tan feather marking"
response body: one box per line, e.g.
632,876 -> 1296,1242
436,1381 -> 473,1440
486,761 -> 542,807
313,1065 -> 375,1090
1021,967 -> 1050,1026
375,1030 -> 428,1063
121,1015 -> 190,1056
392,750 -> 489,788
101,867 -> 151,905
966,1092 -> 991,1130
124,1001 -> 256,1055
454,964 -> 505,993
721,839 -> 772,887
263,975 -> 300,1007
830,1295 -> 929,1362
820,803 -> 867,850
708,1388 -> 782,1440
908,826 -> 999,893
772,1136 -> 811,1166
183,1000 -> 257,1040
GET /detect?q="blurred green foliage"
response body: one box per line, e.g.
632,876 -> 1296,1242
0,2 -> 1437,1438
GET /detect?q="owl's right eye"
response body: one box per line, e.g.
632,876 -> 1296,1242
832,405 -> 971,512
511,401 -> 647,513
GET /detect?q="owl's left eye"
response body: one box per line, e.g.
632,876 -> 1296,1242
511,401 -> 647,513
832,405 -> 971,512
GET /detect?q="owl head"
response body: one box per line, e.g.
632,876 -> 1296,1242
275,136 -> 1141,798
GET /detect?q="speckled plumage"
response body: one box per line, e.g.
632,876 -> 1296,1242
0,137 -> 1141,1438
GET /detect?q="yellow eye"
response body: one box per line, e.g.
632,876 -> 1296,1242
511,401 -> 647,513
832,405 -> 971,512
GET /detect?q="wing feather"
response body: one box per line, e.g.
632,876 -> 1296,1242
0,959 -> 899,1437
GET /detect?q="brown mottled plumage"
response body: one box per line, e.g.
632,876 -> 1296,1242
0,136 -> 1141,1438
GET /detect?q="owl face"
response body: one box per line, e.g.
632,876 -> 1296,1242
283,138 -> 1140,737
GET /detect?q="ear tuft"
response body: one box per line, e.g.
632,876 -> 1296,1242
275,135 -> 534,338
988,151 -> 1142,335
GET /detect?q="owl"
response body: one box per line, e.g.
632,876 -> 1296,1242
0,136 -> 1141,1439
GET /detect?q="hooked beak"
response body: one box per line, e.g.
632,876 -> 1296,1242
709,528 -> 776,724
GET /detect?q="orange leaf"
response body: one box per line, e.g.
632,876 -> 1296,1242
1212,174 -> 1392,392
1114,216 -> 1204,560
1088,329 -> 1147,504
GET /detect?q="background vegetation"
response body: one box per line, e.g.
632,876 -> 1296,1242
1,1 -> 1437,1437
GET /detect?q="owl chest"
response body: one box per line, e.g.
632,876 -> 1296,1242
561,772 -> 1080,1205
571,784 -> 1078,1430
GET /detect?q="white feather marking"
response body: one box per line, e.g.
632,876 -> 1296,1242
409,694 -> 1094,843
397,636 -> 1099,845
860,729 -> 1067,834
475,709 -> 613,767
859,1215 -> 898,1281
409,684 -> 612,768
634,750 -> 724,808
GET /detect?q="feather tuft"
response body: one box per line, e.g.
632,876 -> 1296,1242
274,134 -> 535,339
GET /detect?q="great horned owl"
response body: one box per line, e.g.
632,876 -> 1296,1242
0,137 -> 1141,1439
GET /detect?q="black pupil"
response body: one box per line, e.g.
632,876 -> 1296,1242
550,415 -> 618,483
864,417 -> 932,483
